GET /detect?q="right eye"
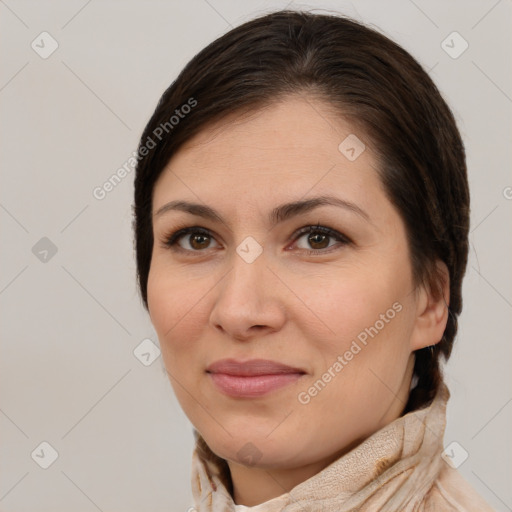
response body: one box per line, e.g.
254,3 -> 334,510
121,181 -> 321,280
162,226 -> 221,253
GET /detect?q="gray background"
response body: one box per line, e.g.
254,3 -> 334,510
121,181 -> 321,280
0,0 -> 511,510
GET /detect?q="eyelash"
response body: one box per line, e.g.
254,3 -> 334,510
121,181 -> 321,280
160,223 -> 352,256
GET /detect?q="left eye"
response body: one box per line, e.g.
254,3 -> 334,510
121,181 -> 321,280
292,225 -> 350,253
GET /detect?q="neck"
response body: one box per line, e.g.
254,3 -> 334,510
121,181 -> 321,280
227,446 -> 354,506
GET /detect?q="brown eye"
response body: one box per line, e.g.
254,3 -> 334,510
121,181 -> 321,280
306,232 -> 331,250
293,225 -> 351,254
163,227 -> 220,252
188,233 -> 211,250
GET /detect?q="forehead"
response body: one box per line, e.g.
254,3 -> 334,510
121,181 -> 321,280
152,96 -> 384,216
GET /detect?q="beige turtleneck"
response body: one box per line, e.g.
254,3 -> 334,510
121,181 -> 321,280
190,382 -> 495,511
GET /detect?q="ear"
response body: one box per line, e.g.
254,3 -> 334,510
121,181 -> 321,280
409,260 -> 450,351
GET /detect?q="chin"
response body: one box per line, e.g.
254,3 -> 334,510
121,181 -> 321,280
204,429 -> 308,469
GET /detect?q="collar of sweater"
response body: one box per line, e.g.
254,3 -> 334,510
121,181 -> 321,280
191,382 -> 450,511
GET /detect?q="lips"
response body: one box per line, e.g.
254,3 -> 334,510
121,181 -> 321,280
206,358 -> 306,376
206,358 -> 306,398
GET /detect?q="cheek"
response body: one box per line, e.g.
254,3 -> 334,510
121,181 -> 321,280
307,262 -> 414,376
147,262 -> 206,357
147,263 -> 210,412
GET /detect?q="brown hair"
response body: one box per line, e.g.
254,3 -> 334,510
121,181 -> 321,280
132,10 -> 469,413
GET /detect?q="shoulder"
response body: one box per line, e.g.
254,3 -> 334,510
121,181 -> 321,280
423,465 -> 496,511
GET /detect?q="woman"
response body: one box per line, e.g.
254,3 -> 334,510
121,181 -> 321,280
132,9 -> 495,511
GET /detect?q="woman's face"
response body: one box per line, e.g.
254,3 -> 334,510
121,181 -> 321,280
147,95 -> 428,470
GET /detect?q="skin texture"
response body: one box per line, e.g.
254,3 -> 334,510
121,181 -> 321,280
147,95 -> 450,506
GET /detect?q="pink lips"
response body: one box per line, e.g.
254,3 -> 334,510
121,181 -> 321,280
206,358 -> 306,398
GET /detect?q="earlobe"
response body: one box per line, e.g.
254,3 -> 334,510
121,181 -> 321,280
410,261 -> 450,352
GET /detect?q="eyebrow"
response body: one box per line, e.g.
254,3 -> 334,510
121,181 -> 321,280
154,195 -> 371,226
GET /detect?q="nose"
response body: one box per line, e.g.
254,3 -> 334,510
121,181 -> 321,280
209,247 -> 286,342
